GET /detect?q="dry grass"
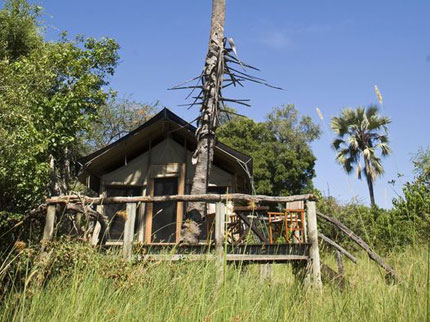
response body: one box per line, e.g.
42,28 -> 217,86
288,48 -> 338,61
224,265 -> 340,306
0,245 -> 428,322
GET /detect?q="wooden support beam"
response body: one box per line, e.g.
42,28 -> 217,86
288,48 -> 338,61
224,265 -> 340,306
215,202 -> 226,254
336,250 -> 345,276
42,205 -> 56,244
47,193 -> 317,205
321,258 -> 347,289
317,212 -> 397,280
141,254 -> 309,262
91,204 -> 103,245
318,233 -> 357,263
123,203 -> 136,259
259,263 -> 272,280
137,204 -> 145,243
321,263 -> 345,286
306,201 -> 322,288
139,140 -> 152,243
145,178 -> 155,244
215,202 -> 226,283
176,164 -> 186,243
91,222 -> 101,246
226,254 -> 308,262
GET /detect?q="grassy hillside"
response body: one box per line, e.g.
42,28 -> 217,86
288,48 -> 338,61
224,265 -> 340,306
1,244 -> 428,321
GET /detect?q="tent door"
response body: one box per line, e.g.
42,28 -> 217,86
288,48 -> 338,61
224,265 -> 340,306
150,177 -> 178,243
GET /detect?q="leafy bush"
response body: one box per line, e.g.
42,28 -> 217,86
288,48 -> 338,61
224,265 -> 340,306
0,239 -> 136,299
317,187 -> 429,253
315,148 -> 430,253
391,179 -> 430,243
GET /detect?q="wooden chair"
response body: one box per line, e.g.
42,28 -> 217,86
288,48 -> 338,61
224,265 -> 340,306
267,209 -> 305,244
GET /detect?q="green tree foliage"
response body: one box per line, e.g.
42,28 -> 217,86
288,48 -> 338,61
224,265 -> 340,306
412,147 -> 430,183
0,0 -> 42,60
390,148 -> 430,242
218,106 -> 238,126
331,105 -> 391,206
217,105 -> 320,195
0,0 -> 119,215
81,98 -> 159,154
317,195 -> 412,253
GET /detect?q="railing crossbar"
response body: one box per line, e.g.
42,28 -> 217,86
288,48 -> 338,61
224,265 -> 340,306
46,193 -> 317,205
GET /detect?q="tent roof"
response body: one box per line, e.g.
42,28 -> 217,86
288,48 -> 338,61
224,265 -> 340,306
78,108 -> 253,180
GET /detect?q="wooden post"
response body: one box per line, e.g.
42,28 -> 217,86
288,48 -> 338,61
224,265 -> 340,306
140,140 -> 152,243
145,180 -> 155,244
42,205 -> 56,242
215,202 -> 225,253
306,200 -> 322,288
123,203 -> 136,259
175,164 -> 186,243
215,202 -> 226,284
138,202 -> 145,243
260,263 -> 272,280
91,204 -> 103,245
91,222 -> 101,245
336,250 -> 344,276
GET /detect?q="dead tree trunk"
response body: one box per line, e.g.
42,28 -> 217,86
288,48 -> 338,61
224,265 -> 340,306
48,145 -> 72,196
181,0 -> 226,244
48,154 -> 61,196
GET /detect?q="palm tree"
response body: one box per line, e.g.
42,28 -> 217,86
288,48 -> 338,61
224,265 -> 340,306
181,0 -> 226,244
331,105 -> 391,207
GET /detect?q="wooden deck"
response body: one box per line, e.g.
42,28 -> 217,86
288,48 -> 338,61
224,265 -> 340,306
43,194 -> 321,283
137,243 -> 310,263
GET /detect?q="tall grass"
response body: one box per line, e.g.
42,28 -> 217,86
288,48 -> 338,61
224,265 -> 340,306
0,246 -> 427,322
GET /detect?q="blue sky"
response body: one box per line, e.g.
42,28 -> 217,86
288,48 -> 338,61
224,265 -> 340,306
32,0 -> 430,207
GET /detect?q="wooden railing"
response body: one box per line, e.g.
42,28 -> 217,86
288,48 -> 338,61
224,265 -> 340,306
46,193 -> 317,205
43,193 -> 322,286
42,192 -> 398,285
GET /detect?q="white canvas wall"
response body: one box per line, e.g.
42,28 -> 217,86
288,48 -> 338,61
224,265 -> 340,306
101,138 -> 234,191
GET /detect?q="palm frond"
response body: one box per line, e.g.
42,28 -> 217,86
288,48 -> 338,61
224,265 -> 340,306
363,147 -> 372,160
330,116 -> 346,135
369,156 -> 384,177
356,160 -> 362,179
376,142 -> 391,156
336,147 -> 359,174
335,149 -> 348,164
332,138 -> 345,150
379,134 -> 389,144
366,105 -> 391,131
343,155 -> 357,174
361,115 -> 369,132
348,135 -> 359,150
365,105 -> 379,120
331,105 -> 390,182
341,107 -> 357,121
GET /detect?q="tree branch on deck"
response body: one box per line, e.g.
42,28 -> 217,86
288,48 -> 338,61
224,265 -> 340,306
318,232 -> 357,263
317,212 -> 397,280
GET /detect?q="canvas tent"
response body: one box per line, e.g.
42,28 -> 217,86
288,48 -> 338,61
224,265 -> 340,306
78,108 -> 252,244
